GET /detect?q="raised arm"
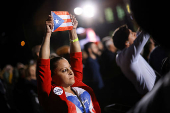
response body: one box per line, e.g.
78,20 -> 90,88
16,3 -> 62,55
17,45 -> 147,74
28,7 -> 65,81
69,14 -> 83,81
37,15 -> 53,108
69,14 -> 81,53
39,15 -> 54,59
126,31 -> 150,62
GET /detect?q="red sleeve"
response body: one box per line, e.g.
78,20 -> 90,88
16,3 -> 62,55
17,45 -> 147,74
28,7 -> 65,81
70,52 -> 83,81
37,58 -> 52,107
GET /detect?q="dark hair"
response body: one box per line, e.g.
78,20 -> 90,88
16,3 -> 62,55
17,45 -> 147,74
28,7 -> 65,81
84,42 -> 94,55
112,25 -> 130,50
50,57 -> 64,76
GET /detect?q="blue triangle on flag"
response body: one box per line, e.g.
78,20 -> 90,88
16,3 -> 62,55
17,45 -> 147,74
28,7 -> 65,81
52,12 -> 64,31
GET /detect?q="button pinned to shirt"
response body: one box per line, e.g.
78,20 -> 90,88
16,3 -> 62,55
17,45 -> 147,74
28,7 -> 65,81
53,87 -> 63,95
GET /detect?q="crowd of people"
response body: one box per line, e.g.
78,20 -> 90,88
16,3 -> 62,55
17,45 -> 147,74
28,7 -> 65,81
1,0 -> 170,113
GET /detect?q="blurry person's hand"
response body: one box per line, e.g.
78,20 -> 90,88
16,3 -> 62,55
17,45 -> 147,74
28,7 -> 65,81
46,15 -> 54,34
70,14 -> 78,29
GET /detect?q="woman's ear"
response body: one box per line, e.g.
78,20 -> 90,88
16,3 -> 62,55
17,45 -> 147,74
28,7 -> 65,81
125,41 -> 130,48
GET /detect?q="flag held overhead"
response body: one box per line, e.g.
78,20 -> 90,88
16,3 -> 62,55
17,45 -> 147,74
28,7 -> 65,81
51,11 -> 73,32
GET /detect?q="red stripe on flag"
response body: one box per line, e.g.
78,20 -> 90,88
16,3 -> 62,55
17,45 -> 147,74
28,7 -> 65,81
63,19 -> 72,23
54,26 -> 73,32
67,100 -> 77,113
52,11 -> 69,15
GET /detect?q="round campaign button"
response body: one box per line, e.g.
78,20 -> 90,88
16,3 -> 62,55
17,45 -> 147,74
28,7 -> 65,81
53,87 -> 63,95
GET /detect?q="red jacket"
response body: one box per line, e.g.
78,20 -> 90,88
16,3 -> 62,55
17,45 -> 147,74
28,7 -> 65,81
37,52 -> 101,113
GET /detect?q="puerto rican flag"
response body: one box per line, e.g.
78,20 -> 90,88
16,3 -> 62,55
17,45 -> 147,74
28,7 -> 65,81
65,87 -> 96,113
51,11 -> 73,32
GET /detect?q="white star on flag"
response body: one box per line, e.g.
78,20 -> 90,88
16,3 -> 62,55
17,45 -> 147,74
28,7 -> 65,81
55,19 -> 59,24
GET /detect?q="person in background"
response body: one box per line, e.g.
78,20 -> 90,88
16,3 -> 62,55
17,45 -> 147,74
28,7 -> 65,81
0,70 -> 11,112
96,41 -> 104,56
83,42 -> 104,91
13,62 -> 43,113
127,0 -> 170,112
161,57 -> 170,76
2,65 -> 14,85
1,65 -> 16,108
56,45 -> 70,62
112,25 -> 156,95
82,50 -> 88,65
32,45 -> 41,60
49,53 -> 59,59
100,37 -> 119,80
37,14 -> 101,113
25,63 -> 37,84
148,44 -> 169,75
13,62 -> 25,82
142,38 -> 156,61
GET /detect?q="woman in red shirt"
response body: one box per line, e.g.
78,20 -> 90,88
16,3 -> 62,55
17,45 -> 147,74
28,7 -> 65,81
37,14 -> 101,113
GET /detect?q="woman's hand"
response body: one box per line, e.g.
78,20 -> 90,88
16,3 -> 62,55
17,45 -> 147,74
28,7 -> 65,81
46,15 -> 54,34
69,14 -> 81,53
70,14 -> 78,29
39,15 -> 53,59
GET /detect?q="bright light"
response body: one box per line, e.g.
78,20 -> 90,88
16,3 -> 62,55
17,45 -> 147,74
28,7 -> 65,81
83,5 -> 95,18
126,4 -> 131,13
74,7 -> 83,15
74,4 -> 96,18
76,27 -> 85,34
21,41 -> 25,46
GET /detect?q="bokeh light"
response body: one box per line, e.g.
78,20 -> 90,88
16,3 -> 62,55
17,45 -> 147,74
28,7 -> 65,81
21,41 -> 25,46
83,4 -> 95,18
74,7 -> 83,15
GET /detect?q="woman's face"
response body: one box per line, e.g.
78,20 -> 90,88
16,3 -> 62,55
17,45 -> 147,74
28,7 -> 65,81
52,59 -> 75,87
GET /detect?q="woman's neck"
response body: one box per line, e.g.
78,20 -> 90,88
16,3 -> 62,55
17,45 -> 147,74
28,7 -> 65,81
63,86 -> 75,95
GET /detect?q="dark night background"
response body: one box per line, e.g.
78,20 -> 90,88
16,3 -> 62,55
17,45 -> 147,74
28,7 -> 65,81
0,1 -> 145,112
0,0 -> 134,69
